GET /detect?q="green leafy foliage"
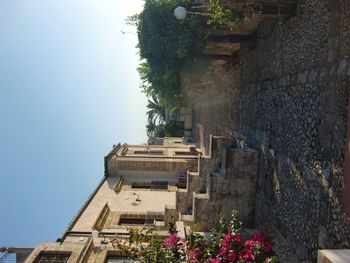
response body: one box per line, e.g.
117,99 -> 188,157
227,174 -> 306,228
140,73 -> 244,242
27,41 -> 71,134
133,0 -> 255,141
135,0 -> 207,110
146,95 -> 166,124
132,0 -> 207,141
207,0 -> 244,26
145,93 -> 184,143
148,120 -> 184,143
137,0 -> 206,69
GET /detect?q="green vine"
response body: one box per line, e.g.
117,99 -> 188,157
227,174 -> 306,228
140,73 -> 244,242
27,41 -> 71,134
207,0 -> 244,26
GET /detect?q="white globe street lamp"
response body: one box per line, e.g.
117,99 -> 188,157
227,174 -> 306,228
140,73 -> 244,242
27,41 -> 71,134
174,6 -> 187,20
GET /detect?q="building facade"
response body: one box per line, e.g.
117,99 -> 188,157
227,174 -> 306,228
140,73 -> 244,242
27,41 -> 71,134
25,138 -> 201,263
25,135 -> 262,263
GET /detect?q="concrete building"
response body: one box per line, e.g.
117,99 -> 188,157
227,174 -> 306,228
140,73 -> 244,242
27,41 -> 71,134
25,138 -> 202,263
24,134 -> 261,262
25,135 -> 262,262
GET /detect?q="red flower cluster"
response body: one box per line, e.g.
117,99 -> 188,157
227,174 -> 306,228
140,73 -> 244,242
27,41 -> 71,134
158,213 -> 276,262
246,231 -> 273,254
204,231 -> 274,263
127,212 -> 276,262
188,248 -> 201,263
163,233 -> 180,248
218,233 -> 242,259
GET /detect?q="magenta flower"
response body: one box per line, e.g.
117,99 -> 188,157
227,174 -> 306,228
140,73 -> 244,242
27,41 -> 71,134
188,249 -> 200,263
228,251 -> 236,261
248,231 -> 273,254
218,233 -> 242,258
163,234 -> 179,248
206,258 -> 221,263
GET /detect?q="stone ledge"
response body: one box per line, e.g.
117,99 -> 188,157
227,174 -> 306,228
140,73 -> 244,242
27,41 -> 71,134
318,250 -> 350,263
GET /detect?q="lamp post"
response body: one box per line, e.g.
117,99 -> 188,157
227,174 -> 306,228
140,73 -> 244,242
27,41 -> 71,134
174,6 -> 187,20
174,6 -> 211,21
133,192 -> 141,202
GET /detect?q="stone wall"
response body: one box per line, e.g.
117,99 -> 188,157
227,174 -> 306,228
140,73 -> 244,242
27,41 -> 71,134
181,56 -> 241,153
192,137 -> 259,231
176,171 -> 203,215
237,0 -> 350,261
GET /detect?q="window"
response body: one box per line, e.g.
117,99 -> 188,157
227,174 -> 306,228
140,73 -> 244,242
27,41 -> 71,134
119,218 -> 150,225
151,181 -> 168,189
131,182 -> 151,189
106,256 -> 139,263
131,181 -> 168,189
134,150 -> 163,155
118,212 -> 164,226
175,151 -> 198,156
34,252 -> 71,263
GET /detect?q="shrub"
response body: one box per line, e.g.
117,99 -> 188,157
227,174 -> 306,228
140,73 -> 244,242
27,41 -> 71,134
112,211 -> 278,262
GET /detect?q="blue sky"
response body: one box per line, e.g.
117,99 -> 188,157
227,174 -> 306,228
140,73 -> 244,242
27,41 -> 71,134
0,0 -> 146,246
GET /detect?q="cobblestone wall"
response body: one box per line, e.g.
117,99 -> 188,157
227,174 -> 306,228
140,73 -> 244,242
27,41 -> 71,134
238,0 -> 350,261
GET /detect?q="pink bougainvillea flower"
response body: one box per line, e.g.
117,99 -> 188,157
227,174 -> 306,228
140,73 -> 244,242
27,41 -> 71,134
228,250 -> 236,261
208,258 -> 221,263
188,249 -> 200,263
163,234 -> 179,248
245,230 -> 273,255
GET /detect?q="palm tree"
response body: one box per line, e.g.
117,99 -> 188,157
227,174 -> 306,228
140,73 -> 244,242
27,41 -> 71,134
146,95 -> 166,125
146,119 -> 157,137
